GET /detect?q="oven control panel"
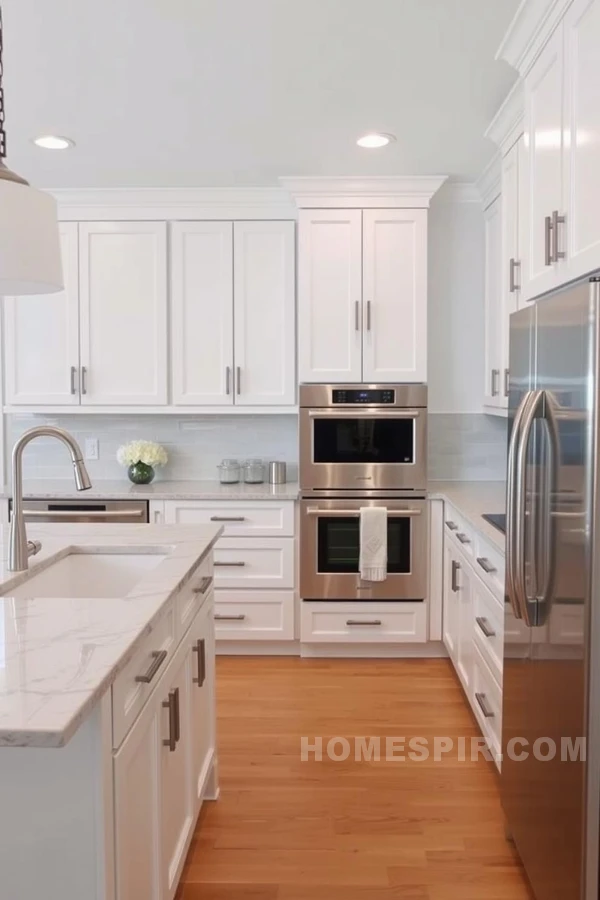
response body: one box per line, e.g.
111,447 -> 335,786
332,388 -> 395,404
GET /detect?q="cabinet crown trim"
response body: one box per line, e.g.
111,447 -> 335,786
496,0 -> 574,74
475,154 -> 501,209
279,175 -> 448,209
484,79 -> 525,155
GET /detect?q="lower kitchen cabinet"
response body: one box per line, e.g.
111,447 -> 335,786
189,601 -> 217,807
300,602 -> 428,644
442,540 -> 474,692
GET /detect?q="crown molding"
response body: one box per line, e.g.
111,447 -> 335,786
475,153 -> 502,210
496,0 -> 573,75
49,187 -> 297,221
432,182 -> 481,205
485,79 -> 524,156
279,175 -> 448,209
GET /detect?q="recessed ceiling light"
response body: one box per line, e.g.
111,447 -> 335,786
357,133 -> 396,149
32,135 -> 75,150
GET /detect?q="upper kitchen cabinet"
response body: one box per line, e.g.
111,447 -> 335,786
171,220 -> 296,408
233,221 -> 296,406
483,196 -> 504,410
4,222 -> 80,406
362,210 -> 427,383
79,222 -> 168,405
298,209 -> 363,383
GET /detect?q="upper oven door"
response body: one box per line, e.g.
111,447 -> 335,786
299,407 -> 427,490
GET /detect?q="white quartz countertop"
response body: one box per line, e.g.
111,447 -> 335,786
0,522 -> 222,749
428,480 -> 506,551
0,479 -> 299,501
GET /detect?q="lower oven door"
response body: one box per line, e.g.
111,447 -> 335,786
300,498 -> 428,601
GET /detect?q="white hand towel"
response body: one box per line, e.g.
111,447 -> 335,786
359,507 -> 388,582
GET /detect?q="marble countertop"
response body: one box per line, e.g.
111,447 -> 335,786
428,480 -> 506,551
0,522 -> 222,749
0,479 -> 300,502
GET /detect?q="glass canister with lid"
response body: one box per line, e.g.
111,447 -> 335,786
218,458 -> 241,484
242,458 -> 265,484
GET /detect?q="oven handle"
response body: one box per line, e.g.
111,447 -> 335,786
307,409 -> 421,419
305,508 -> 422,517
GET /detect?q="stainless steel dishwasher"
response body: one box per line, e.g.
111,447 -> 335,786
9,498 -> 149,524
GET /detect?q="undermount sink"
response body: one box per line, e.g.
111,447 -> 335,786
5,551 -> 167,599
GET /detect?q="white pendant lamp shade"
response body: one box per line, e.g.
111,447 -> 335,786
0,176 -> 63,295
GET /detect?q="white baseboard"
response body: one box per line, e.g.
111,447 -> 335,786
216,640 -> 301,656
216,640 -> 449,659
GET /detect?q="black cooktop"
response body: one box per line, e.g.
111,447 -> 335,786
482,513 -> 506,535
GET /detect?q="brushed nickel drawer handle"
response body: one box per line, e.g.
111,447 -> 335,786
456,533 -> 471,544
193,576 -> 213,595
476,616 -> 496,638
451,560 -> 460,593
477,557 -> 497,575
210,515 -> 246,522
162,687 -> 179,752
214,561 -> 246,567
346,619 -> 382,626
135,649 -> 168,684
215,613 -> 246,621
192,638 -> 206,687
445,520 -> 458,531
475,692 -> 495,719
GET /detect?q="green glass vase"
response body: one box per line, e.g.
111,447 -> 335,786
127,462 -> 155,485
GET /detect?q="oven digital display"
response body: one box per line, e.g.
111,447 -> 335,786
332,389 -> 395,404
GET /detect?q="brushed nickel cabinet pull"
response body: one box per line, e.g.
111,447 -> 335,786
491,368 -> 500,397
70,366 -> 78,395
354,301 -> 360,332
544,215 -> 553,266
504,368 -> 510,398
456,533 -> 471,545
135,649 -> 168,684
552,210 -> 566,261
346,619 -> 382,626
193,576 -> 213,595
476,616 -> 496,638
509,257 -> 520,293
475,692 -> 495,718
214,560 -> 246,567
81,366 -> 88,395
210,515 -> 246,522
215,613 -> 246,621
162,688 -> 179,751
236,366 -> 241,395
477,557 -> 497,575
366,300 -> 372,331
445,520 -> 458,531
225,366 -> 231,396
192,638 -> 206,687
451,560 -> 460,593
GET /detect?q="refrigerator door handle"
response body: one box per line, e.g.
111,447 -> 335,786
535,391 -> 560,624
506,390 -> 535,619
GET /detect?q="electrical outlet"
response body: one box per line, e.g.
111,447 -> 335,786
85,438 -> 99,461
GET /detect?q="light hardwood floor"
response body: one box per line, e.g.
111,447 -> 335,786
177,657 -> 533,900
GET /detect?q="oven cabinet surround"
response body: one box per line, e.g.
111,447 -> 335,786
298,208 -> 428,384
496,0 -> 600,303
152,499 -> 296,645
0,559 -> 217,900
441,503 -> 504,767
3,217 -> 296,413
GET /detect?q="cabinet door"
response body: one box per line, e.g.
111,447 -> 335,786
563,0 -> 600,282
4,222 -> 80,406
442,542 -> 459,663
362,209 -> 427,383
233,221 -> 295,406
114,689 -> 161,900
498,142 -> 522,408
160,650 -> 194,900
483,197 -> 503,408
171,222 -> 234,406
298,209 -> 362,383
79,222 -> 168,405
456,550 -> 474,694
521,25 -> 565,301
188,600 -> 216,811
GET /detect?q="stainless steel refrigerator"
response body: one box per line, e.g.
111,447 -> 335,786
503,276 -> 600,900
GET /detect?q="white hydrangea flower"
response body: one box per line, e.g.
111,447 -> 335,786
117,441 -> 168,468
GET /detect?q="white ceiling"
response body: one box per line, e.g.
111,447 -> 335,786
2,0 -> 519,189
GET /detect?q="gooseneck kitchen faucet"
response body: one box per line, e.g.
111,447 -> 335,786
8,426 -> 92,571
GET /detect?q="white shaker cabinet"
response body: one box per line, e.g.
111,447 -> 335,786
79,222 -> 168,405
188,601 -> 216,809
170,222 -> 234,406
483,196 -> 503,408
233,221 -> 296,406
442,541 -> 460,663
3,222 -> 80,406
298,209 -> 363,383
362,209 -> 427,383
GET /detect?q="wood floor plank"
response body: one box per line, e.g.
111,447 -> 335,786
178,657 -> 532,899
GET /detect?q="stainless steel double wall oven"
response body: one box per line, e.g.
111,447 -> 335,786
299,384 -> 428,601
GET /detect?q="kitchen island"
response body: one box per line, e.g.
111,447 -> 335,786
0,521 -> 221,900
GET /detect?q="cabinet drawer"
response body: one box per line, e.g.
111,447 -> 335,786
472,576 -> 504,680
473,535 -> 505,603
214,591 -> 295,641
213,538 -> 294,589
175,554 -> 213,640
163,500 -> 295,536
112,604 -> 176,748
444,504 -> 476,559
301,602 -> 427,644
471,644 -> 502,770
